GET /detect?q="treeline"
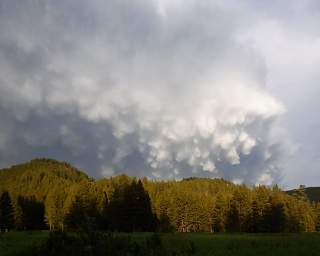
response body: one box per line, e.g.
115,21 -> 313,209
1,159 -> 320,233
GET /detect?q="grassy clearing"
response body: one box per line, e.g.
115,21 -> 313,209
0,231 -> 48,256
1,231 -> 320,256
160,233 -> 320,256
126,233 -> 320,256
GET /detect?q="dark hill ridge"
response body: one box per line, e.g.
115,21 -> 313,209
287,186 -> 320,203
303,187 -> 320,202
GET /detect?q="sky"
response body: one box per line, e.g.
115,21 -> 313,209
0,0 -> 319,189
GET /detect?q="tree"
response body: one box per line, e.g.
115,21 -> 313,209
46,187 -> 68,230
18,196 -> 45,230
64,181 -> 102,230
249,200 -> 262,232
315,203 -> 320,231
107,180 -> 157,232
212,194 -> 227,232
0,191 -> 14,231
158,212 -> 174,232
226,199 -> 240,232
130,180 -> 157,231
261,193 -> 286,233
292,185 -> 308,201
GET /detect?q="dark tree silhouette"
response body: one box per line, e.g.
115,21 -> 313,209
226,199 -> 240,232
0,191 -> 14,231
65,194 -> 100,230
249,200 -> 261,233
18,196 -> 46,230
262,198 -> 286,233
107,180 -> 157,232
212,195 -> 226,232
158,213 -> 174,232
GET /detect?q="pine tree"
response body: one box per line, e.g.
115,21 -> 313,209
226,199 -> 240,232
0,191 -> 14,231
99,192 -> 109,230
64,181 -> 101,230
17,196 -> 45,230
250,200 -> 261,232
212,194 -> 227,232
315,203 -> 320,231
107,180 -> 157,232
133,180 -> 157,231
270,202 -> 286,232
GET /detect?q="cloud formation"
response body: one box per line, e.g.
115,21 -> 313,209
0,0 -> 290,184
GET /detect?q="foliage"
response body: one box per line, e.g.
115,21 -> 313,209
16,196 -> 45,230
0,159 -> 319,233
0,191 -> 14,231
107,180 -> 157,232
19,230 -> 197,256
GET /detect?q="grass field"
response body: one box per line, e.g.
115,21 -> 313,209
0,231 -> 49,256
1,231 -> 320,256
161,233 -> 320,256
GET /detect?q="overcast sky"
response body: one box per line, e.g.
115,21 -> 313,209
0,0 -> 319,189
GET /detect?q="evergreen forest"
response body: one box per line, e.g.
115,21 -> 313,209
1,158 -> 320,233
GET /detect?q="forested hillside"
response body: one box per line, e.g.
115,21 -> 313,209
287,186 -> 320,203
0,159 -> 320,233
0,159 -> 89,230
0,158 -> 89,197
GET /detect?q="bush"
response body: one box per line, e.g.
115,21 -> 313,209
19,230 -> 196,256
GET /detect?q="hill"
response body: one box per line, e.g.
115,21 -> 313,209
304,187 -> 320,202
0,158 -> 89,200
287,186 -> 320,202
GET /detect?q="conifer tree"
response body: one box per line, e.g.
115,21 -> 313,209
315,203 -> 320,231
212,194 -> 227,232
18,196 -> 45,230
107,180 -> 157,232
64,181 -> 101,229
250,200 -> 261,232
0,191 -> 14,231
226,199 -> 240,232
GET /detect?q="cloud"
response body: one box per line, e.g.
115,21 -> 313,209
0,0 -> 291,184
237,0 -> 320,188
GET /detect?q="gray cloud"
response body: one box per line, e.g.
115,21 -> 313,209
238,0 -> 320,188
0,0 -> 293,185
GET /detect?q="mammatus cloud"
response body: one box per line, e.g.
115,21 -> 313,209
0,0 -> 291,184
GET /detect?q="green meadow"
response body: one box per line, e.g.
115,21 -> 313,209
1,232 -> 320,256
0,231 -> 48,256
